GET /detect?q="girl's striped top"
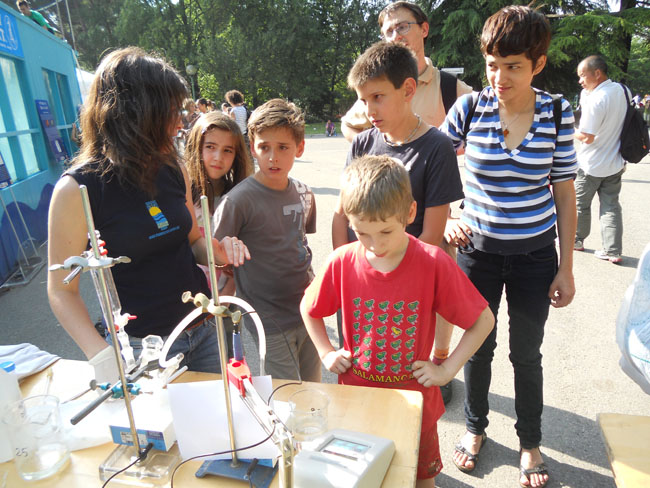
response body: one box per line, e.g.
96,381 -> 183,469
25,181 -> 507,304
441,87 -> 578,255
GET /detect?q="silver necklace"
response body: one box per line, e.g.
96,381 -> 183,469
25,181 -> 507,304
383,115 -> 422,147
501,91 -> 535,137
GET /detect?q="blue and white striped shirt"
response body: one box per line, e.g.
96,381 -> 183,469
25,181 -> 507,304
441,87 -> 578,255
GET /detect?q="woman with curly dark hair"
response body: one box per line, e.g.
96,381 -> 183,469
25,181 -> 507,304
48,47 -> 249,375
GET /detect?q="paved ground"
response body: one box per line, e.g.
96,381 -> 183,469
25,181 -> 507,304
1,134 -> 650,487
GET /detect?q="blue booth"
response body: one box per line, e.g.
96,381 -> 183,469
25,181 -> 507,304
0,2 -> 81,285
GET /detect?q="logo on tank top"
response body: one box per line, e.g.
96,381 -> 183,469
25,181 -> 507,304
146,200 -> 170,230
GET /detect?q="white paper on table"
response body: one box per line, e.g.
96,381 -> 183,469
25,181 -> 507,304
168,377 -> 283,462
60,397 -> 121,451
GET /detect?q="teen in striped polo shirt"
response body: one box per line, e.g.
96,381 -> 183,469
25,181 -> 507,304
440,6 -> 577,488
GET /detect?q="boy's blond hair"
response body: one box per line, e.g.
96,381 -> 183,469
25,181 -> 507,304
247,98 -> 305,144
341,155 -> 413,224
347,41 -> 418,91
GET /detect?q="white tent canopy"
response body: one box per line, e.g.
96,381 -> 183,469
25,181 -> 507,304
75,68 -> 94,102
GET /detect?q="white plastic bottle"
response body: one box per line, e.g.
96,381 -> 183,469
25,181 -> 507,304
0,361 -> 22,462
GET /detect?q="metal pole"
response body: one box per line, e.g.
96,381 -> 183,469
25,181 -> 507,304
53,0 -> 64,39
63,0 -> 77,53
79,185 -> 143,456
0,192 -> 31,266
8,187 -> 39,257
199,195 -> 239,467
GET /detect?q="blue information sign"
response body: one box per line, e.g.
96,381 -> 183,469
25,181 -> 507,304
35,99 -> 68,163
0,151 -> 12,189
0,11 -> 23,59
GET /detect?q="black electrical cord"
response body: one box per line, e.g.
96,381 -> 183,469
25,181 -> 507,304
101,442 -> 154,487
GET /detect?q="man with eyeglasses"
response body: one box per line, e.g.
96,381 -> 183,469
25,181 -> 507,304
340,1 -> 472,143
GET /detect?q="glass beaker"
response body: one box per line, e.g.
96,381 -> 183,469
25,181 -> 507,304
288,389 -> 329,442
3,395 -> 70,481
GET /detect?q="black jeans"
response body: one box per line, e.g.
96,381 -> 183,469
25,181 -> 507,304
458,244 -> 557,449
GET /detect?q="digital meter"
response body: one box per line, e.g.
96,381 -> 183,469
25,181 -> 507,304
293,429 -> 395,488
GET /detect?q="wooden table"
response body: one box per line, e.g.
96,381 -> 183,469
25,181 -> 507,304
598,413 -> 650,488
1,359 -> 422,487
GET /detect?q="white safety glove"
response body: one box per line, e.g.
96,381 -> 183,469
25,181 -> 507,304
88,346 -> 121,385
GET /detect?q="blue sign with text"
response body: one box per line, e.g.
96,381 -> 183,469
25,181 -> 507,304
0,12 -> 23,59
35,100 -> 68,163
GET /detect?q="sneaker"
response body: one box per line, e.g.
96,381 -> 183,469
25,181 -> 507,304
574,239 -> 584,251
595,250 -> 622,264
441,381 -> 453,405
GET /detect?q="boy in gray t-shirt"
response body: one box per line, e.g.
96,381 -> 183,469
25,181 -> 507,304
213,99 -> 320,382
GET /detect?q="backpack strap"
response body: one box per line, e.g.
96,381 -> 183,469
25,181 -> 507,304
440,70 -> 457,114
463,91 -> 480,137
550,94 -> 563,135
619,82 -> 632,106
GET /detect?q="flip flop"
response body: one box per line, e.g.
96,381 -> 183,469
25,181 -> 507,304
452,432 -> 487,473
519,462 -> 549,488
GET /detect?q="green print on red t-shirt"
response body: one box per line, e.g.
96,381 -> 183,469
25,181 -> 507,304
350,296 -> 420,383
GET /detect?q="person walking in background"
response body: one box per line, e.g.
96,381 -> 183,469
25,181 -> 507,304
326,119 -> 336,137
573,55 -> 628,264
225,90 -> 249,137
182,98 -> 199,131
226,89 -> 251,157
441,7 -> 577,487
196,98 -> 209,114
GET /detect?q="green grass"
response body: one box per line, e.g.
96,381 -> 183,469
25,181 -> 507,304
305,121 -> 342,136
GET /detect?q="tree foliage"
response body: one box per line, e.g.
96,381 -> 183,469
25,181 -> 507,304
428,0 -> 650,101
5,0 -> 649,118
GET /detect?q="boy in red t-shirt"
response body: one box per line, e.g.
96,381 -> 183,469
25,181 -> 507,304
301,155 -> 494,487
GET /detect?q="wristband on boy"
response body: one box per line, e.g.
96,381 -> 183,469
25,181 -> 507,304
432,347 -> 449,366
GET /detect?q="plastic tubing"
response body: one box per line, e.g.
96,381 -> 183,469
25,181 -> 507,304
159,296 -> 266,376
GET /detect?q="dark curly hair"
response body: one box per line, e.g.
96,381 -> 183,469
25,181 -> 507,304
73,47 -> 188,195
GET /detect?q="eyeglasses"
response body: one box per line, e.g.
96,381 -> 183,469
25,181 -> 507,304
382,21 -> 420,40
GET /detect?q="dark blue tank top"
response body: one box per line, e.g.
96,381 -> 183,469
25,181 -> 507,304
67,162 -> 210,337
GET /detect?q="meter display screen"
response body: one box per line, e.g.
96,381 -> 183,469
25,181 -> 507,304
320,437 -> 370,461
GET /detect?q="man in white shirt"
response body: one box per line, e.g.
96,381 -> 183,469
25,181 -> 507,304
574,55 -> 627,264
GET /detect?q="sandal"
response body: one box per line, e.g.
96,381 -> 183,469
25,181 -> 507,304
519,461 -> 549,488
452,432 -> 487,473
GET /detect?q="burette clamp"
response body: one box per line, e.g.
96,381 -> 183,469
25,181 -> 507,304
49,255 -> 131,284
181,292 -> 243,325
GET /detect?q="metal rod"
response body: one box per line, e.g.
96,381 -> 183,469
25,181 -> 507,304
53,0 -> 64,39
63,0 -> 77,53
199,195 -> 239,467
0,192 -> 31,265
8,187 -> 38,257
79,185 -> 143,455
70,364 -> 149,425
